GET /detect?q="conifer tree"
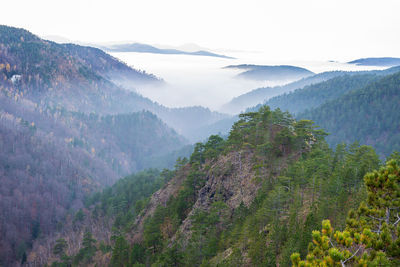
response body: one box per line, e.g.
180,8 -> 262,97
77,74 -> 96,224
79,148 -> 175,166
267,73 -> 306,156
291,160 -> 400,266
52,238 -> 67,257
110,236 -> 129,267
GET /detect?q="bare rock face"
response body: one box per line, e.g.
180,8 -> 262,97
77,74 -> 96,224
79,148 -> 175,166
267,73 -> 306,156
174,150 -> 270,243
130,165 -> 191,243
130,145 -> 294,247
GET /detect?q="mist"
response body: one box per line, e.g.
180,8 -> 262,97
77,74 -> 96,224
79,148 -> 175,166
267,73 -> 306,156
111,50 -> 386,112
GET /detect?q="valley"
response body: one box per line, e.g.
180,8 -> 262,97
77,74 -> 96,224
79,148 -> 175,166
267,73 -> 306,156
1,6 -> 400,265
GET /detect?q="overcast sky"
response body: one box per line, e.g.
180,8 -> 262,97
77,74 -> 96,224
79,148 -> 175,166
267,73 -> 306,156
2,0 -> 400,61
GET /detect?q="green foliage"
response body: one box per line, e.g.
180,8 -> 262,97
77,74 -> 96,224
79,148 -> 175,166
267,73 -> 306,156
73,209 -> 85,224
133,107 -> 375,266
50,105 -> 398,267
292,159 -> 400,266
130,244 -> 146,265
227,106 -> 326,156
53,238 -> 67,257
68,231 -> 97,265
190,135 -> 226,164
143,206 -> 165,254
300,71 -> 400,158
58,168 -> 175,266
85,169 -> 169,231
266,74 -> 380,115
183,201 -> 230,263
210,141 -> 380,266
110,236 -> 130,267
108,107 -> 384,267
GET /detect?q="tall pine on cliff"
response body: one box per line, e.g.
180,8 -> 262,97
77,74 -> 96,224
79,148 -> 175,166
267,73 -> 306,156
29,106 -> 399,266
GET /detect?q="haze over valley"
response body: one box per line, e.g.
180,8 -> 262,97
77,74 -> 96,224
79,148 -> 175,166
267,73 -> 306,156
1,1 -> 400,266
108,49 -> 388,111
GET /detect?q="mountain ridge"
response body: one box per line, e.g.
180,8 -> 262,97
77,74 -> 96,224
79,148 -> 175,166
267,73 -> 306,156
0,25 -> 232,142
224,64 -> 314,81
298,70 -> 400,158
102,42 -> 235,59
221,66 -> 400,114
348,57 -> 400,67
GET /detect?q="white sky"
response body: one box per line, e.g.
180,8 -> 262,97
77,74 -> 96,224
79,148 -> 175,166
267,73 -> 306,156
1,0 -> 400,61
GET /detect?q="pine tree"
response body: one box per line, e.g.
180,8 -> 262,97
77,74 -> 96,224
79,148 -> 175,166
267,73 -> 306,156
110,236 -> 129,267
73,231 -> 97,264
52,238 -> 67,257
291,160 -> 400,266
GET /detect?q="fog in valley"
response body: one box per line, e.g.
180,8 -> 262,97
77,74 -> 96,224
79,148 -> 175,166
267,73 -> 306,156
1,1 -> 400,266
111,50 -> 386,112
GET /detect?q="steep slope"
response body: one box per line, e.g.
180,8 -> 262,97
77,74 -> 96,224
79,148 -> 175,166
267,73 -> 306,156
0,25 -> 230,141
0,26 -> 161,86
0,25 -> 196,265
221,67 -> 400,114
0,91 -> 187,265
61,43 -> 162,86
26,169 -> 170,266
299,71 -> 400,157
264,73 -> 379,115
220,71 -> 353,114
224,64 -> 314,81
0,25 -> 161,114
27,107 -> 386,266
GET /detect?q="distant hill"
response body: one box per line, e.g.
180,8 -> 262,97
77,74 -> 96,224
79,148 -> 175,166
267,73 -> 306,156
264,74 -> 380,115
102,42 -> 235,59
224,64 -> 314,81
0,25 -> 230,142
221,70 -> 355,114
299,71 -> 400,158
348,57 -> 400,67
221,66 -> 400,114
0,25 -> 230,264
0,26 -> 162,90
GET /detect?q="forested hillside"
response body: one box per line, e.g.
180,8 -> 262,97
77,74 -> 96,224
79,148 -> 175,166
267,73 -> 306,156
292,158 -> 400,266
263,74 -> 379,115
0,90 -> 188,265
221,70 -> 353,114
299,71 -> 400,158
26,106 -> 400,266
0,25 -> 195,265
348,57 -> 400,67
222,66 -> 400,114
0,25 -> 231,141
223,64 -> 314,81
2,23 -> 400,267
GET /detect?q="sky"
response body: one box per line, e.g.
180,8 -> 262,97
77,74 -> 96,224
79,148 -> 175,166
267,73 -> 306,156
2,0 -> 400,61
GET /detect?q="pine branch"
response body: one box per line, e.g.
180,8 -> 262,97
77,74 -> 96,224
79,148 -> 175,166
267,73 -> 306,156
341,245 -> 362,266
394,213 -> 400,226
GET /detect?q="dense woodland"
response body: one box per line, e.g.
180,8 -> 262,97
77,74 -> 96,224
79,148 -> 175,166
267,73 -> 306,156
0,25 -> 200,265
300,71 -> 400,158
0,25 -> 231,142
26,107 -> 400,266
264,74 -> 380,115
1,24 -> 400,266
0,90 -> 189,264
222,66 -> 400,114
